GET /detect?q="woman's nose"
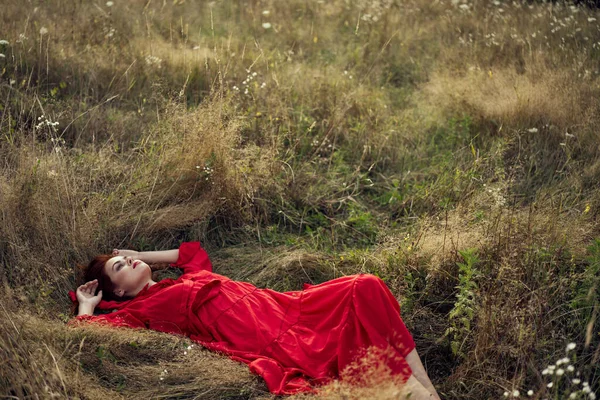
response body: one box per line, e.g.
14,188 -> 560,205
126,256 -> 133,265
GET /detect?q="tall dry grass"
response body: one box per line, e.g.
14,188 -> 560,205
1,0 -> 600,398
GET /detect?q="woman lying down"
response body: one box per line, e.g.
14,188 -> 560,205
69,241 -> 441,399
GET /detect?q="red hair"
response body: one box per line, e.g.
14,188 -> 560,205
82,254 -> 120,301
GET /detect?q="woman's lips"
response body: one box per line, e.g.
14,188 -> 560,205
133,261 -> 139,269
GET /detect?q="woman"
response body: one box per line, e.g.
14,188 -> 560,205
70,242 -> 441,399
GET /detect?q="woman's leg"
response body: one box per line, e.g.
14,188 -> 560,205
404,348 -> 441,400
401,374 -> 439,399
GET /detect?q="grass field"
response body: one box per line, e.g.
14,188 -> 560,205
1,0 -> 600,398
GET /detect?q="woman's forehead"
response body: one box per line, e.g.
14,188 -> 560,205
105,256 -> 125,272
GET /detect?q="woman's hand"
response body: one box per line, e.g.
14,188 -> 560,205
76,279 -> 103,308
112,248 -> 140,259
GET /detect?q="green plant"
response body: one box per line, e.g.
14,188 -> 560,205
445,248 -> 481,359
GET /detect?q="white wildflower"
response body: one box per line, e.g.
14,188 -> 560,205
588,17 -> 596,22
527,128 -> 538,133
459,4 -> 470,10
567,365 -> 575,372
39,27 -> 48,35
262,22 -> 272,29
0,40 -> 9,45
583,386 -> 591,394
504,392 -> 509,397
547,382 -> 553,388
513,390 -> 520,397
527,390 -> 534,397
566,342 -> 577,351
570,394 -> 577,399
0,54 -> 5,59
556,368 -> 565,376
589,393 -> 596,400
262,10 -> 270,15
106,1 -> 114,6
573,379 -> 581,384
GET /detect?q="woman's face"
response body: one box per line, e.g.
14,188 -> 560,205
104,256 -> 151,298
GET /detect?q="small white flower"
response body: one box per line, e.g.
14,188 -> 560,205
0,53 -> 5,59
588,17 -> 596,22
459,4 -> 470,10
262,10 -> 270,15
504,392 -> 509,397
39,27 -> 48,35
570,394 -> 577,399
567,365 -> 575,372
573,379 -> 581,384
513,390 -> 520,397
556,369 -> 565,376
0,40 -> 9,45
589,393 -> 596,400
187,346 -> 192,350
9,79 -> 15,85
527,128 -> 538,133
262,22 -> 272,29
193,45 -> 200,50
583,386 -> 591,394
547,382 -> 553,388
106,1 -> 114,6
184,351 -> 187,355
527,390 -> 534,397
583,382 -> 590,387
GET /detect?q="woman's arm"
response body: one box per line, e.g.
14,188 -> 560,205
76,279 -> 102,316
113,248 -> 179,264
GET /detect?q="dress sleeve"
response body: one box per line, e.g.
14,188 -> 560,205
67,310 -> 147,329
170,241 -> 213,275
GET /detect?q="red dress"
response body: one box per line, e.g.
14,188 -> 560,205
69,242 -> 416,395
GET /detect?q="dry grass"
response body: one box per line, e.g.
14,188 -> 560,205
1,0 -> 600,398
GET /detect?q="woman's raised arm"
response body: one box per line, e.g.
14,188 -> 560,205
113,248 -> 179,264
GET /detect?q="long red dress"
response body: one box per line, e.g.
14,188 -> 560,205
69,242 -> 416,395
